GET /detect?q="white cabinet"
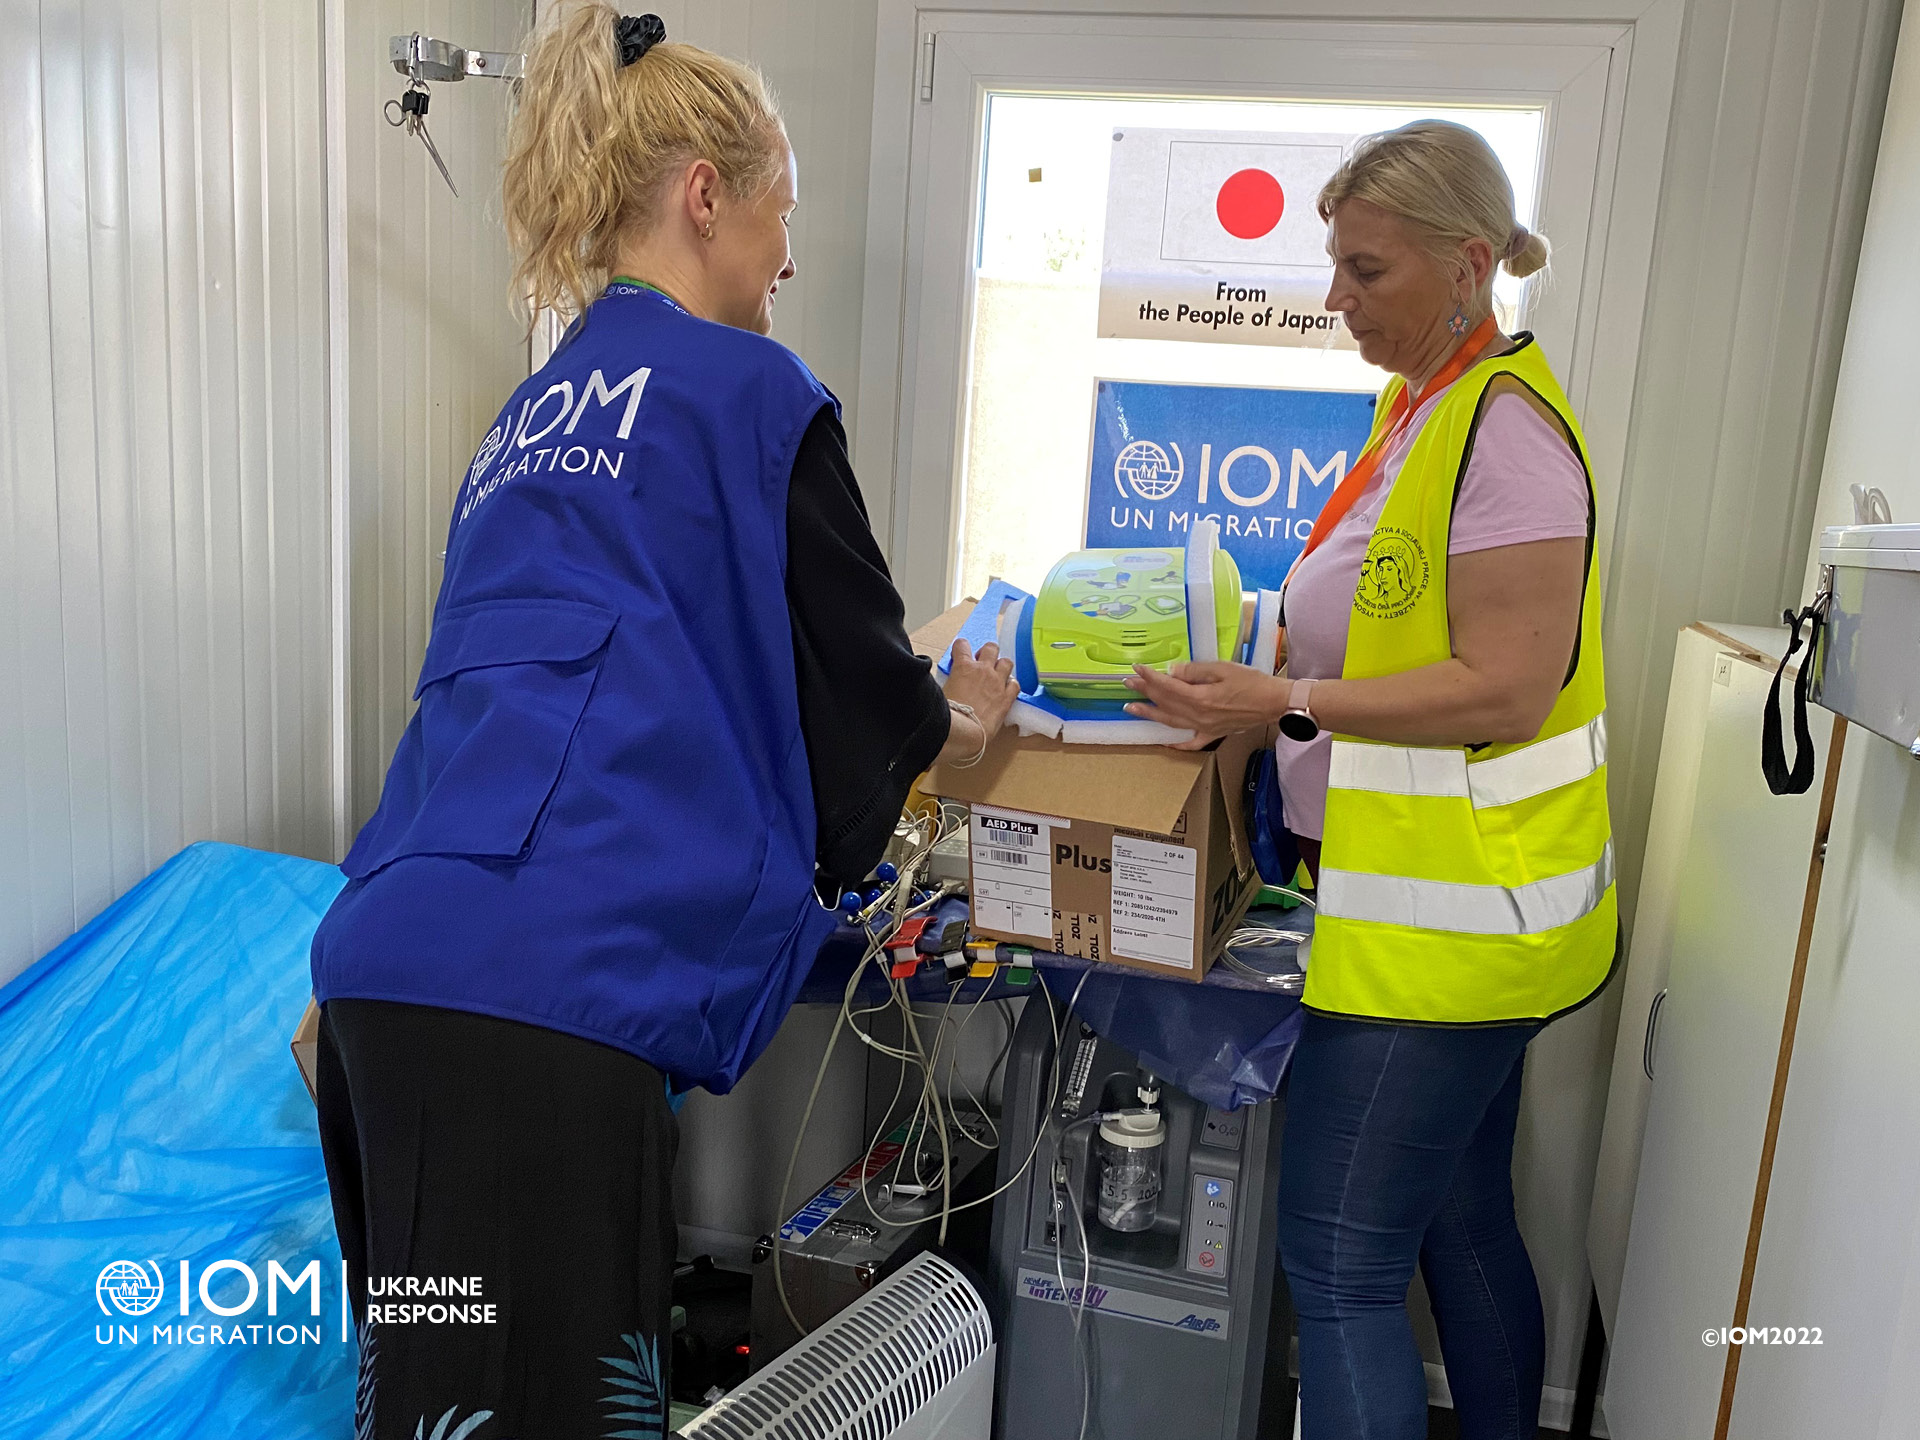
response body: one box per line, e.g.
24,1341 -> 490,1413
1602,625 -> 1832,1438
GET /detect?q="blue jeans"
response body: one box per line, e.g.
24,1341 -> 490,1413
1275,1011 -> 1544,1439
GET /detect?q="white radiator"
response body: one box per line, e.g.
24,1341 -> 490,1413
677,1252 -> 995,1440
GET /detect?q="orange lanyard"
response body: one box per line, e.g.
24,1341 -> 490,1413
1294,317 -> 1500,569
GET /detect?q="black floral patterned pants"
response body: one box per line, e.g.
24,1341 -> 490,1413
316,998 -> 679,1440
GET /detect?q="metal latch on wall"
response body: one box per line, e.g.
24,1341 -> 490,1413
385,33 -> 526,198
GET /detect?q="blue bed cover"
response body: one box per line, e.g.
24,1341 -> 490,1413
0,843 -> 353,1439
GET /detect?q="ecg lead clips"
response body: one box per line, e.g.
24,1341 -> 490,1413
385,33 -> 527,199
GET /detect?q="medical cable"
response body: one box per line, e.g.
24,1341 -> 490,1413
1217,889 -> 1315,987
1049,1107 -> 1106,1440
770,804 -> 947,1335
773,799 -> 1091,1335
851,965 -> 1085,1237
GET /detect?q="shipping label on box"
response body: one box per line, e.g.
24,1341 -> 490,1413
969,804 -> 1060,941
1109,834 -> 1199,968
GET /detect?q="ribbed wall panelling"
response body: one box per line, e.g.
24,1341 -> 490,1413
1582,0 -> 1902,1335
654,0 -> 882,437
1601,0 -> 1901,928
0,0 -> 333,986
338,0 -> 532,833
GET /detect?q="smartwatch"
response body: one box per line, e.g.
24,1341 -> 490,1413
1278,678 -> 1320,742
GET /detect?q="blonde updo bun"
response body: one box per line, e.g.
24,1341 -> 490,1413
1318,120 -> 1549,286
1503,227 -> 1551,279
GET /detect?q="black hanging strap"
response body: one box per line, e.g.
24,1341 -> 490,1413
1761,601 -> 1825,795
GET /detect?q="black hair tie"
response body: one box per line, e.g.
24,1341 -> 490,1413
615,13 -> 666,67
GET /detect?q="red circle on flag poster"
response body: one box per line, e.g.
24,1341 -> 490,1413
1215,169 -> 1285,240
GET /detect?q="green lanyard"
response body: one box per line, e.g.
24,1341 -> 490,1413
606,275 -> 687,314
609,275 -> 668,298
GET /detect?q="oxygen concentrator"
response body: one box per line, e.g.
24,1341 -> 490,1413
988,997 -> 1285,1440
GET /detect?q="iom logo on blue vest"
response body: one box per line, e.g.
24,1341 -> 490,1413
457,364 -> 654,524
468,423 -> 507,483
1086,379 -> 1376,592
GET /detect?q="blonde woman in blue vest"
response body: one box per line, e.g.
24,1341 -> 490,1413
1124,121 -> 1614,1440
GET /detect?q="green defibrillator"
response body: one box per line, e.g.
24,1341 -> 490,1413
1014,525 -> 1246,702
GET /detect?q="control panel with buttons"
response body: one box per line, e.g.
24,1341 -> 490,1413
1184,1173 -> 1235,1277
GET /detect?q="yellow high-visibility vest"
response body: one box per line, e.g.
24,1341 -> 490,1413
1308,335 -> 1616,1024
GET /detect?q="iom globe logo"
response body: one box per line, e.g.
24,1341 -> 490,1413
468,422 -> 507,483
1114,439 -> 1184,501
97,1260 -> 166,1316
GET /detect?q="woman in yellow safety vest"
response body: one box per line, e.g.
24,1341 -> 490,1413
1124,120 -> 1614,1440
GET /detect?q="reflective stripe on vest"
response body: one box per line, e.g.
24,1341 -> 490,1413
1319,841 -> 1614,936
1327,713 -> 1608,809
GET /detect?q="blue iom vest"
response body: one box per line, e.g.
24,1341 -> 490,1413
312,285 -> 841,1093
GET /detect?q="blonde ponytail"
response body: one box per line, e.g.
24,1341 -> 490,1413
502,0 -> 786,321
1317,120 -> 1549,283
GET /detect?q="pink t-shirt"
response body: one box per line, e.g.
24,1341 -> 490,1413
1274,387 -> 1590,840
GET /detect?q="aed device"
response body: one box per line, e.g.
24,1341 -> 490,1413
1007,521 -> 1268,703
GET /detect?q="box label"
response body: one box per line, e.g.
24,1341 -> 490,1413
1109,833 -> 1199,968
970,805 -> 1059,939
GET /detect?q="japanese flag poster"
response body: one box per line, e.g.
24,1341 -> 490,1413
1099,128 -> 1360,349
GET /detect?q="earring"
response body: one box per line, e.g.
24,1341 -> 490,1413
701,221 -> 714,240
1447,299 -> 1469,337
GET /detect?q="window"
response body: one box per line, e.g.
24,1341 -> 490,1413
956,94 -> 1544,600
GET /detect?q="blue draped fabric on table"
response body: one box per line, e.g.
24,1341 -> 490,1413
800,896 -> 1307,1110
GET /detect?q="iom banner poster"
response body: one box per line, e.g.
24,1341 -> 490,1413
1085,380 -> 1378,592
1099,128 -> 1360,349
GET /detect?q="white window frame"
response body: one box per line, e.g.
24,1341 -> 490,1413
853,0 -> 1685,623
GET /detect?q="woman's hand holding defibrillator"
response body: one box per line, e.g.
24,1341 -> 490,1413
1122,661 -> 1286,749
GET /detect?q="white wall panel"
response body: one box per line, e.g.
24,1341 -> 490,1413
333,0 -> 533,834
1729,11 -> 1920,1430
655,0 -> 882,437
1600,0 -> 1901,927
0,0 -> 333,986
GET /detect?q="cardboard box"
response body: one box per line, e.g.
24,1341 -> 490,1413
291,997 -> 321,1104
928,725 -> 1263,981
907,598 -> 975,663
